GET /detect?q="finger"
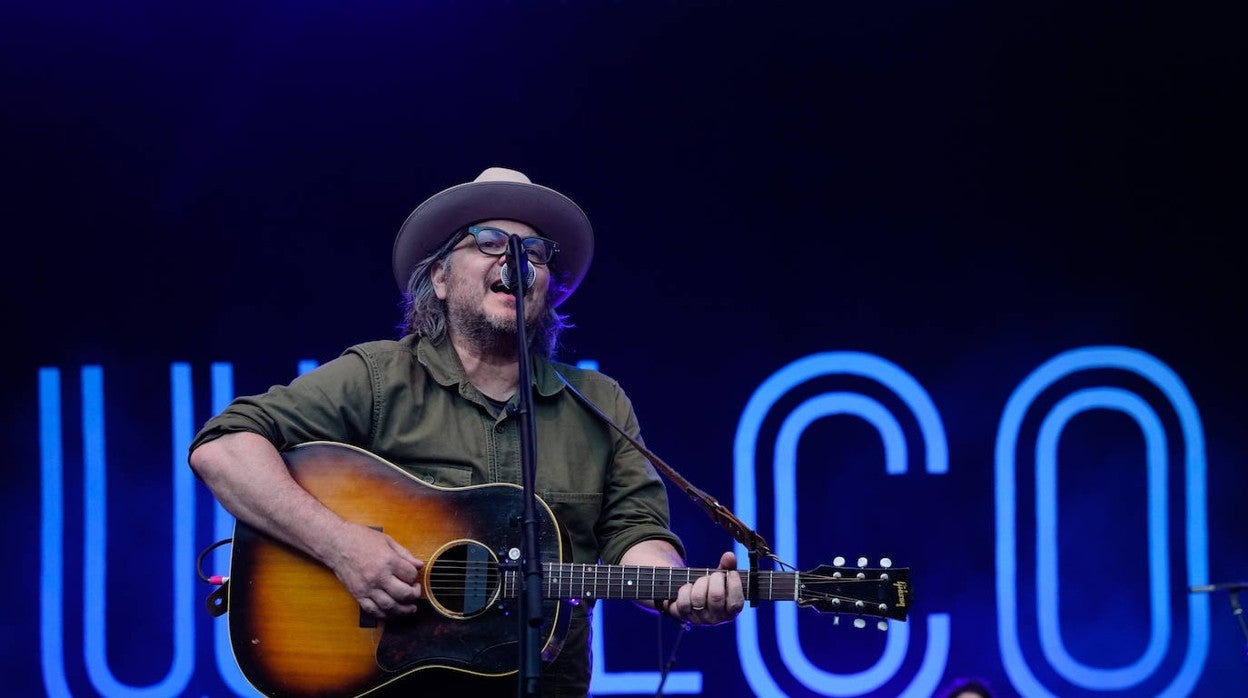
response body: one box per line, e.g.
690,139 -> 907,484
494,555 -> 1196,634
388,598 -> 421,615
386,536 -> 424,569
385,576 -> 421,604
727,569 -> 745,611
390,556 -> 423,586
370,583 -> 421,617
358,597 -> 381,618
705,570 -> 727,610
716,552 -> 745,612
689,579 -> 708,612
677,583 -> 700,614
368,589 -> 398,615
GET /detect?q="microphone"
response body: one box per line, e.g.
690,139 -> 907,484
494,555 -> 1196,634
500,260 -> 536,292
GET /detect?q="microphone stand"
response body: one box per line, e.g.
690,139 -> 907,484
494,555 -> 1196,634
507,234 -> 544,698
1189,581 -> 1248,659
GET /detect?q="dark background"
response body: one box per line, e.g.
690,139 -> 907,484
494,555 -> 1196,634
4,1 -> 1245,695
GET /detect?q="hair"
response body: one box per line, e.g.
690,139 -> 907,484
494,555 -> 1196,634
397,229 -> 572,358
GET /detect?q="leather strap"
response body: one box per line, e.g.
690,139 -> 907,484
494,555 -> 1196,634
553,369 -> 773,560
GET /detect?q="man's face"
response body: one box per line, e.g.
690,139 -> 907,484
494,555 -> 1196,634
431,219 -> 552,347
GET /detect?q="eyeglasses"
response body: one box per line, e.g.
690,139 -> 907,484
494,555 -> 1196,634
458,225 -> 560,265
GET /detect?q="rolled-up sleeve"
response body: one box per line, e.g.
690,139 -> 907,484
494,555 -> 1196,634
188,351 -> 376,456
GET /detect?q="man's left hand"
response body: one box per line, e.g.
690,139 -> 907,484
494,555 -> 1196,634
667,551 -> 745,626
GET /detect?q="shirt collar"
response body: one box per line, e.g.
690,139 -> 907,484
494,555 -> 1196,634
416,335 -> 566,398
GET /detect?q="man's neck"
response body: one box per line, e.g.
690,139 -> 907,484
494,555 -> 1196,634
448,330 -> 523,402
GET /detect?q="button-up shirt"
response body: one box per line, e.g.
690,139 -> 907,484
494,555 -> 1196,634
189,334 -> 683,695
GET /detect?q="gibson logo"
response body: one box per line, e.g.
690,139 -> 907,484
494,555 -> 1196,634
893,580 -> 909,608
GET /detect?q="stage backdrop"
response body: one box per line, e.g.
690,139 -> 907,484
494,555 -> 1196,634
4,1 -> 1245,696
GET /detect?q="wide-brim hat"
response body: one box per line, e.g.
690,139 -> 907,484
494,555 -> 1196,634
392,167 -> 594,307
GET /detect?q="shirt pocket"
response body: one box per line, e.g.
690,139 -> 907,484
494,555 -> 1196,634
540,491 -> 603,563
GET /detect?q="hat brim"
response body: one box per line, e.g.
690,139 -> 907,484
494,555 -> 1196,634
392,180 -> 593,307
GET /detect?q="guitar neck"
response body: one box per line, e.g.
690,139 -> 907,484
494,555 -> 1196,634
501,563 -> 798,602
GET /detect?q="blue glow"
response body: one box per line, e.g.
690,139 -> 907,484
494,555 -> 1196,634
1036,388 -> 1169,689
576,359 -> 599,371
774,394 -> 907,692
39,368 -> 73,698
995,346 -> 1210,697
734,353 -> 950,695
83,366 -> 195,697
589,603 -> 701,694
897,615 -> 950,698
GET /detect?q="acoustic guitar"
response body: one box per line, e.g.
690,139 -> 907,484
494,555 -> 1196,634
220,441 -> 912,697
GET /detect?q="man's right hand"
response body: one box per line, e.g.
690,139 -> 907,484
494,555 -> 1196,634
325,522 -> 425,618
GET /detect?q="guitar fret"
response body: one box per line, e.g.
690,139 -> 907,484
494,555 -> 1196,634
526,563 -> 860,607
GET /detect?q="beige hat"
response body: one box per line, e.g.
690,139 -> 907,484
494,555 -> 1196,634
391,167 -> 594,307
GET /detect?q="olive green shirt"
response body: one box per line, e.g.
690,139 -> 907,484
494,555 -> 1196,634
189,334 -> 684,696
190,334 -> 683,566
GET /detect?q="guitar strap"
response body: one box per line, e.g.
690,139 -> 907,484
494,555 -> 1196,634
552,369 -> 774,605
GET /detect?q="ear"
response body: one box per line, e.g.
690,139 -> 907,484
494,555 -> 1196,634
431,260 -> 449,300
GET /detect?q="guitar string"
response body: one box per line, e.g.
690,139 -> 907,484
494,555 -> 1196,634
419,564 -> 900,612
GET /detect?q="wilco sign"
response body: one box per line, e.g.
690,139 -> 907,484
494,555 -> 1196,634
36,346 -> 1209,697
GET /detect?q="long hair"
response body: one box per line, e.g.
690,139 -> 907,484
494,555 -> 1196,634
397,230 -> 572,358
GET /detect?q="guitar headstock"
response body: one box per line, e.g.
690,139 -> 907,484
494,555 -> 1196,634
797,556 -> 912,628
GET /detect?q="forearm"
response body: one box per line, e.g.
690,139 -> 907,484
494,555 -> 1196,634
619,539 -> 685,611
190,431 -> 425,617
619,538 -> 685,568
189,431 -> 349,565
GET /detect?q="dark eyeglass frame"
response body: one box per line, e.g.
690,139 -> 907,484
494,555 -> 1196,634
459,225 -> 560,265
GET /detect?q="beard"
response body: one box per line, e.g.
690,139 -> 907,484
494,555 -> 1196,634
448,301 -> 523,355
443,277 -> 546,357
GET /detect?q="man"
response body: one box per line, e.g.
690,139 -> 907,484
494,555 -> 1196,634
189,166 -> 745,696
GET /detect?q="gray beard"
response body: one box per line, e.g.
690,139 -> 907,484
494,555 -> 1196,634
448,302 -> 538,358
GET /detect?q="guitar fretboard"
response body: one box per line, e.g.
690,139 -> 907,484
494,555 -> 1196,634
500,563 -> 799,602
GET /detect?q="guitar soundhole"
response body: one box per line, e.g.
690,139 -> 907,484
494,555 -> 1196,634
425,540 -> 501,618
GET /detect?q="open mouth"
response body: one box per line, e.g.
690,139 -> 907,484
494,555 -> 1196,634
490,280 -> 511,294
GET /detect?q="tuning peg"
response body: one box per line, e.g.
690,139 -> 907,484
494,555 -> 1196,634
853,617 -> 867,629
857,557 -> 868,568
833,556 -> 846,566
877,620 -> 888,631
880,558 -> 892,568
